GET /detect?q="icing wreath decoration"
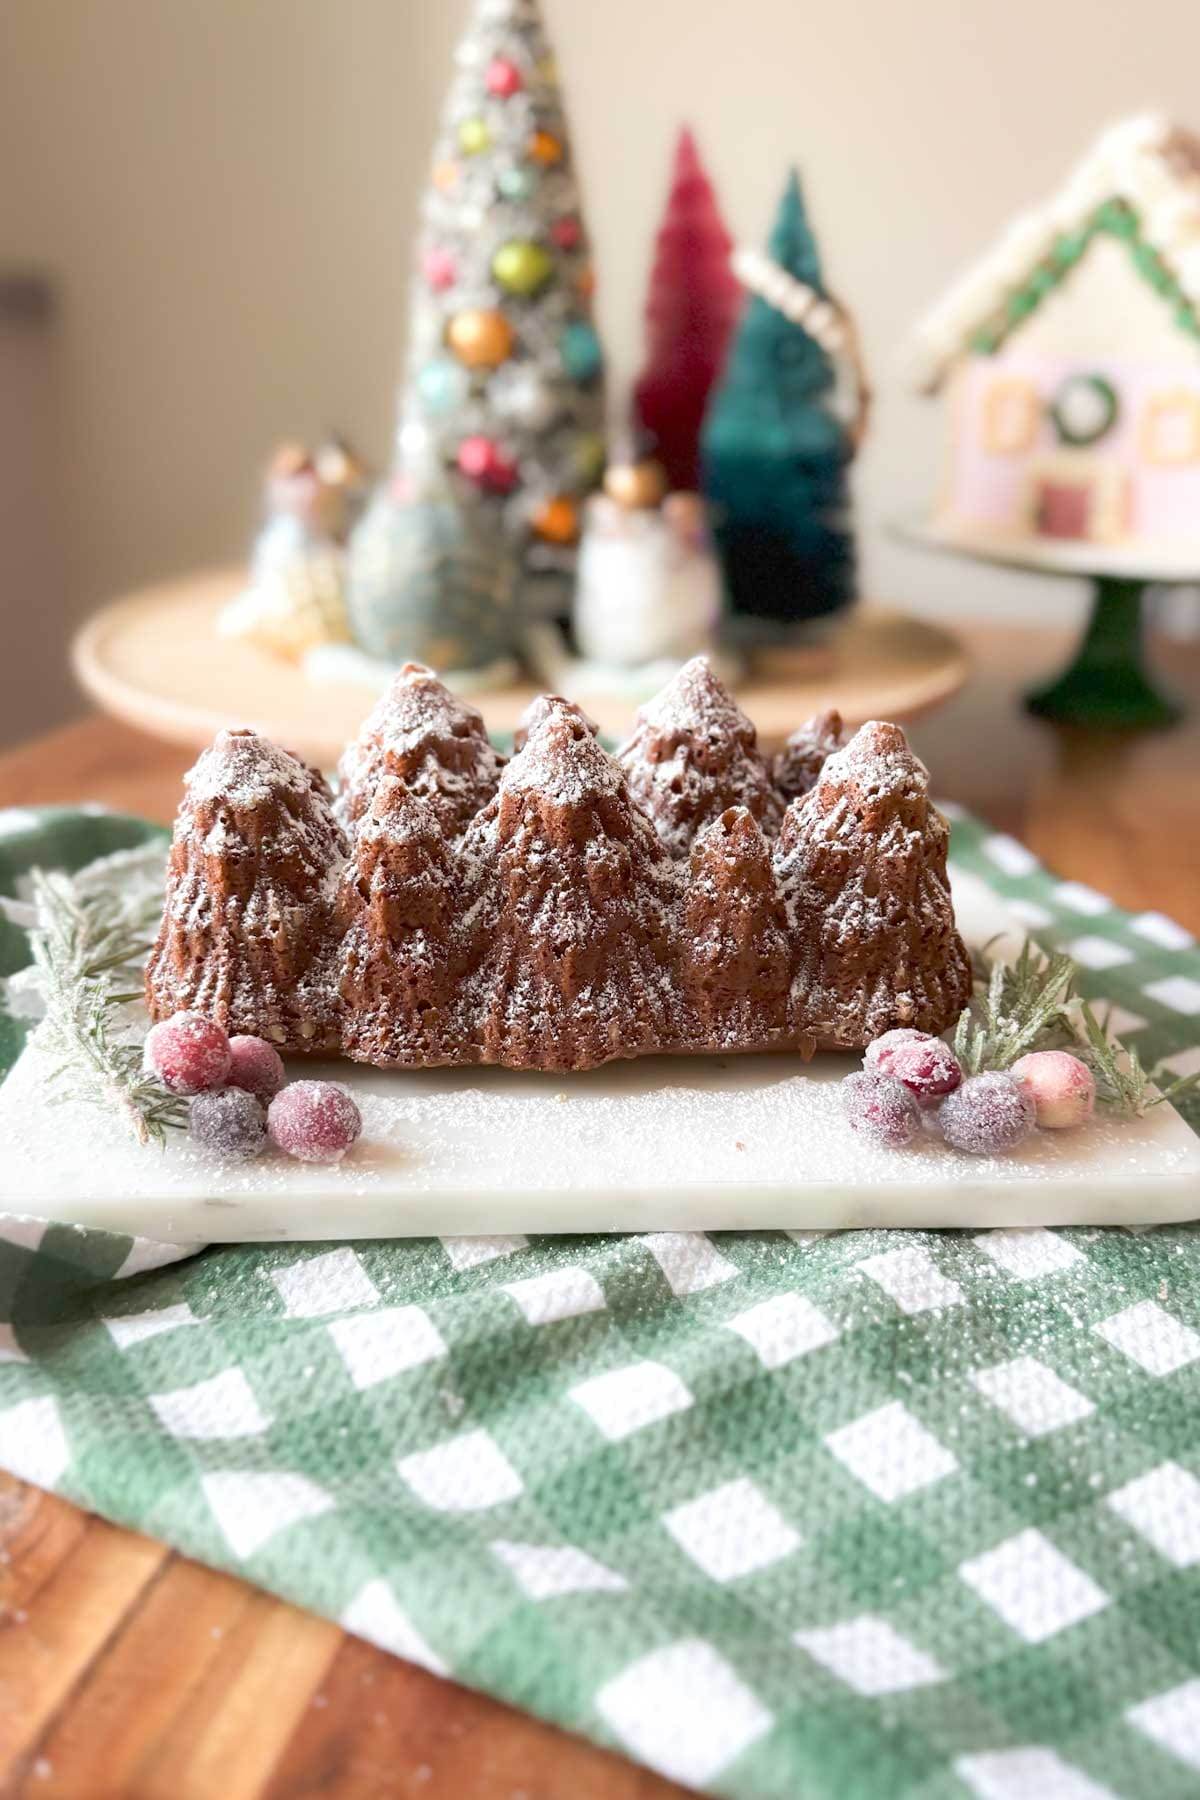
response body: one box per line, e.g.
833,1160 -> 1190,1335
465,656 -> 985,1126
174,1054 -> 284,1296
1049,372 -> 1120,447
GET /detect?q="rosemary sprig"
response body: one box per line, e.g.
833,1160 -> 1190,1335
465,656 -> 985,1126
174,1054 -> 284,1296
24,867 -> 186,1147
1077,997 -> 1200,1118
953,939 -> 1078,1074
953,935 -> 1200,1118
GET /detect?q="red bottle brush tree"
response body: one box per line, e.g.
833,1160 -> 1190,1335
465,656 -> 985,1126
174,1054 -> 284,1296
632,128 -> 743,493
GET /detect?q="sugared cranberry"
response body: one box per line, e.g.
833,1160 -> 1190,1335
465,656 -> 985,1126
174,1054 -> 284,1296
865,1029 -> 931,1074
189,1088 -> 268,1161
268,1081 -> 362,1165
143,1011 -> 231,1095
840,1070 -> 922,1149
227,1035 -> 287,1102
879,1037 -> 962,1109
1012,1050 -> 1095,1130
939,1072 -> 1035,1155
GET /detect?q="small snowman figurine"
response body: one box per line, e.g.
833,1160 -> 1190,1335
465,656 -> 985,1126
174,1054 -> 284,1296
573,458 -> 721,670
222,438 -> 369,662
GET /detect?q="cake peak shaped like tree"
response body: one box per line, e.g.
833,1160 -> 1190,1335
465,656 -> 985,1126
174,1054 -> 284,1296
702,167 -> 856,636
777,719 -> 971,1046
683,805 -> 793,1048
632,126 -> 742,491
462,704 -> 683,1071
618,657 -> 783,856
145,731 -> 347,1049
633,655 -> 756,749
394,0 -> 606,624
337,662 -> 505,839
499,698 -> 628,812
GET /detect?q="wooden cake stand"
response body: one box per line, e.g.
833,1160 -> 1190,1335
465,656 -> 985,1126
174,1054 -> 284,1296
73,568 -> 970,764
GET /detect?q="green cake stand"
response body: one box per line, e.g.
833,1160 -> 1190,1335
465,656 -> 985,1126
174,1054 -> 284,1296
897,518 -> 1191,730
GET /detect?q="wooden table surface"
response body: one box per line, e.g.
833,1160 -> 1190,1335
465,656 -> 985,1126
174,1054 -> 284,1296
1,620 -> 1199,1799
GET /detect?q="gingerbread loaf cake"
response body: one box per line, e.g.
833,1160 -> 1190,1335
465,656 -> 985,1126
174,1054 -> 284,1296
145,659 -> 973,1071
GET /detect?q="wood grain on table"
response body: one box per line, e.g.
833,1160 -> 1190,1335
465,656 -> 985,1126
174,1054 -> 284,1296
1,620 -> 1198,1799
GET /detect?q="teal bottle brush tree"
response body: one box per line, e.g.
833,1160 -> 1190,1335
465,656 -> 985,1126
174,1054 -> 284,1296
702,169 -> 867,640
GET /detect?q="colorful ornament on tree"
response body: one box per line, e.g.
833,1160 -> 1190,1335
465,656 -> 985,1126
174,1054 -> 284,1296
500,170 -> 536,205
417,356 -> 471,414
421,245 -> 457,291
551,215 -> 582,251
398,0 -> 606,628
633,127 -> 743,493
458,116 -> 491,156
490,362 -> 558,430
485,55 -> 523,97
529,129 -> 563,166
560,320 -> 602,381
457,434 -> 519,493
702,168 -> 858,637
532,495 -> 579,543
433,160 -> 459,193
492,238 -> 555,296
446,306 -> 515,368
572,432 -> 608,485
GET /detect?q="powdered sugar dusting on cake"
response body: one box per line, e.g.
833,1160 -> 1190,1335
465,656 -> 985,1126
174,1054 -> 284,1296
337,661 -> 504,839
187,729 -> 327,811
773,708 -> 848,802
631,654 -> 758,749
501,701 -> 624,804
146,729 -> 347,1049
777,719 -> 971,1048
145,667 -> 973,1071
618,655 -> 784,857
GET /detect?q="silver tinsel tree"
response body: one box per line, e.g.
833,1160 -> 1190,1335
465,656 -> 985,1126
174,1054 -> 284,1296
397,0 -> 607,624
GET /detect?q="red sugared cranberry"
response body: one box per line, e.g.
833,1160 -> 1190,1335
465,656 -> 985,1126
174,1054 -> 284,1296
189,1088 -> 268,1161
143,1011 -> 231,1095
227,1035 -> 287,1102
939,1072 -> 1035,1155
840,1070 -> 922,1149
865,1028 -> 932,1074
268,1081 -> 362,1165
879,1037 -> 962,1109
1012,1050 -> 1095,1130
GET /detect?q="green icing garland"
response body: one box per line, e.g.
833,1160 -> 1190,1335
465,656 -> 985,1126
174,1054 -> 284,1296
967,198 -> 1200,355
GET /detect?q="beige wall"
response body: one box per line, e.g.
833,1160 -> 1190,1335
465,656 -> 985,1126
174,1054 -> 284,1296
3,0 -> 1199,737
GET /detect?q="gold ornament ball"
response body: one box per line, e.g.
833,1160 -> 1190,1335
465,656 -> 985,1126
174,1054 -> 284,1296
529,129 -> 564,166
492,239 -> 554,297
458,116 -> 491,155
432,160 -> 459,193
603,459 -> 667,510
532,495 -> 579,544
446,308 -> 516,369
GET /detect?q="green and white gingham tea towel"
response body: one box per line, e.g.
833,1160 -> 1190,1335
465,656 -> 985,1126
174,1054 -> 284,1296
3,805 -> 1200,1800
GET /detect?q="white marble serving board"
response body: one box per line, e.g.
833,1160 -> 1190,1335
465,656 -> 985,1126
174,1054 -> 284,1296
1,871 -> 1197,1241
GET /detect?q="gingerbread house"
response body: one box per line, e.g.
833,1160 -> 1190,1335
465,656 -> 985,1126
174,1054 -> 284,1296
910,116 -> 1200,550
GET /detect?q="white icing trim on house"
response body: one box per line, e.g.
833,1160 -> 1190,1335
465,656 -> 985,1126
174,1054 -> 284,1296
908,115 -> 1200,391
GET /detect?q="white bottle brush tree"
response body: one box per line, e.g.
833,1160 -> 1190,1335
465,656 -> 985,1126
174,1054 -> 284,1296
398,0 -> 607,625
